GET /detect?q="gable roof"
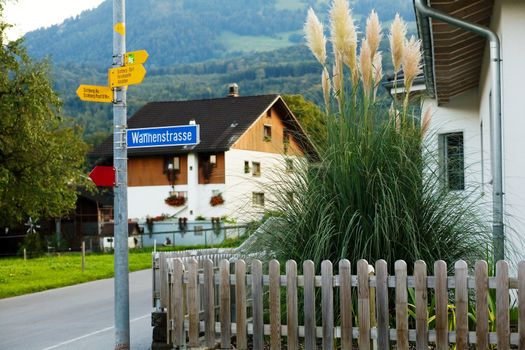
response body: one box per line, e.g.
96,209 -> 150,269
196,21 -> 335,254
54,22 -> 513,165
92,94 -> 296,159
415,0 -> 495,103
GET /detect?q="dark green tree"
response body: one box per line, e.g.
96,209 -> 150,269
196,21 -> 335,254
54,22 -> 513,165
282,94 -> 326,146
0,6 -> 90,226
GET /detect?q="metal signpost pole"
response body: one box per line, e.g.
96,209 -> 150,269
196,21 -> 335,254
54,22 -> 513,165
113,0 -> 130,349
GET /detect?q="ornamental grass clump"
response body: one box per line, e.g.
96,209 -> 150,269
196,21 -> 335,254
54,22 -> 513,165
254,1 -> 490,272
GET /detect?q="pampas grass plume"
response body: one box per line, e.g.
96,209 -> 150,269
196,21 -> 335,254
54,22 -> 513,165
366,10 -> 382,60
402,35 -> 422,92
304,8 -> 327,65
322,67 -> 331,113
330,0 -> 357,75
389,13 -> 407,74
359,39 -> 372,98
372,51 -> 383,101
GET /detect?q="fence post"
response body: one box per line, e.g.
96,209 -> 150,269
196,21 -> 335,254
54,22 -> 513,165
518,261 -> 525,349
496,260 -> 510,350
203,259 -> 216,349
220,259 -> 231,349
81,241 -> 85,272
375,260 -> 389,350
358,259 -> 371,350
455,260 -> 468,350
414,260 -> 428,350
395,260 -> 408,350
286,260 -> 299,350
340,259 -> 353,350
23,248 -> 26,261
172,259 -> 185,347
187,258 -> 199,347
235,260 -> 247,350
475,261 -> 489,350
269,259 -> 281,350
434,260 -> 448,350
303,260 -> 316,350
322,260 -> 334,350
252,259 -> 264,350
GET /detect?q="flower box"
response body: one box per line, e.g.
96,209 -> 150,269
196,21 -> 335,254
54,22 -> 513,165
165,195 -> 186,206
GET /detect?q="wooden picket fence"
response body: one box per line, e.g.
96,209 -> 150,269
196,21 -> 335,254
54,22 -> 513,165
164,258 -> 525,349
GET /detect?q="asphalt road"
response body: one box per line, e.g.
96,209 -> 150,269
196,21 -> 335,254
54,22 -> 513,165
0,269 -> 154,350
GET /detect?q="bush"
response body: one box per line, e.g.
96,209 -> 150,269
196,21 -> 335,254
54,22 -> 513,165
19,232 -> 47,258
252,4 -> 490,272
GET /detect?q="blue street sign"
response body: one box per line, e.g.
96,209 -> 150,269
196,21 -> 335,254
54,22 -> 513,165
127,124 -> 200,148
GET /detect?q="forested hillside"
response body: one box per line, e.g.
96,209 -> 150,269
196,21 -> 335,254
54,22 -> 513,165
22,0 -> 416,146
25,0 -> 415,67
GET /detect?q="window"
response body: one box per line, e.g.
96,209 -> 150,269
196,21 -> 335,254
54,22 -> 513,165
285,158 -> 293,173
209,154 -> 217,166
266,109 -> 271,118
252,162 -> 261,176
263,125 -> 272,141
439,132 -> 465,191
252,192 -> 265,206
172,156 -> 180,171
283,129 -> 290,153
244,161 -> 250,174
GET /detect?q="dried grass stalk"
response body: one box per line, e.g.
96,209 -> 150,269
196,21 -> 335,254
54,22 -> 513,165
389,13 -> 407,74
366,10 -> 382,61
304,8 -> 327,65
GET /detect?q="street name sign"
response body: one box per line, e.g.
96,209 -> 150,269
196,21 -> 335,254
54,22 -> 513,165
76,85 -> 113,103
89,166 -> 116,187
127,124 -> 200,148
124,50 -> 148,65
108,64 -> 146,88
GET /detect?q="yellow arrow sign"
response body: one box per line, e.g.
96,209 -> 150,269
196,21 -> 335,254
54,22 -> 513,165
124,50 -> 148,65
76,85 -> 113,103
108,64 -> 146,88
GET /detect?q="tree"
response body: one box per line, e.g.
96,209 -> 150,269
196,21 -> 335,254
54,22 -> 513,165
0,7 -> 90,227
282,94 -> 327,146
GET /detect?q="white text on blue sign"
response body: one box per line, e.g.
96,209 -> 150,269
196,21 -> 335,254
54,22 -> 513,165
127,125 -> 200,148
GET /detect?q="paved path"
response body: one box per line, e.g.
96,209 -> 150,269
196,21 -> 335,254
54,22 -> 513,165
0,269 -> 153,350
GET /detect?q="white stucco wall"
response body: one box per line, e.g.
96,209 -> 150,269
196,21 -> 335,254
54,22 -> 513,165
478,0 -> 525,259
224,148 -> 301,222
128,149 -> 299,223
424,0 -> 525,261
423,88 -> 484,194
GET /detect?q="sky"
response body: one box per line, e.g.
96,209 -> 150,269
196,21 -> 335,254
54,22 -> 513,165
4,0 -> 105,40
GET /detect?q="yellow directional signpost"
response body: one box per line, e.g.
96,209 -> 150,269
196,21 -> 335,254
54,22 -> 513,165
76,84 -> 113,103
108,64 -> 147,88
124,50 -> 148,65
76,50 -> 148,103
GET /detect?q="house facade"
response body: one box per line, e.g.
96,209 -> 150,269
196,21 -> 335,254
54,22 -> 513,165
413,0 -> 525,259
92,91 -> 314,223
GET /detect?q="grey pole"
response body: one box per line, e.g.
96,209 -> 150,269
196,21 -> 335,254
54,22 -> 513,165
414,0 -> 505,262
113,0 -> 130,349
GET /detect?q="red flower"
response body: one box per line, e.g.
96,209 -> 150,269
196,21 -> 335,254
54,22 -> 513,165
165,195 -> 186,206
210,194 -> 224,206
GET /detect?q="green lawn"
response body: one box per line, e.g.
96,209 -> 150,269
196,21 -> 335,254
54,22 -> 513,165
0,235 -> 246,299
219,31 -> 297,53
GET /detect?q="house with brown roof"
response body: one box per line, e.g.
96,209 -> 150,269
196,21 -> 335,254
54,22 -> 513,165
413,0 -> 525,259
92,86 -> 314,222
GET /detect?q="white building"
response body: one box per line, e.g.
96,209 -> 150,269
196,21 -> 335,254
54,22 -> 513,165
92,89 -> 315,223
413,0 -> 525,260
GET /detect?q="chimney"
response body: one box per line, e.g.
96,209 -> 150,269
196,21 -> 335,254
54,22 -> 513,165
227,83 -> 239,97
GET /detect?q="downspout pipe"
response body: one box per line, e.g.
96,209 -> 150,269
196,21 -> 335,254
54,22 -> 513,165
414,0 -> 505,261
